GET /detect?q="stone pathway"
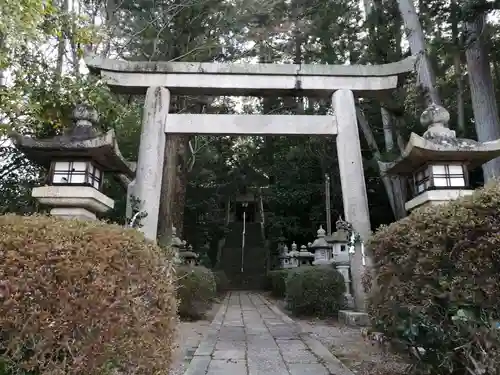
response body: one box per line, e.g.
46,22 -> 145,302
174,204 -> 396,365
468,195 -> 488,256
183,291 -> 354,375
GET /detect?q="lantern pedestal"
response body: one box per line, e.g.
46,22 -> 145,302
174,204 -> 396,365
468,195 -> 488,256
338,310 -> 370,327
405,189 -> 474,211
32,185 -> 114,220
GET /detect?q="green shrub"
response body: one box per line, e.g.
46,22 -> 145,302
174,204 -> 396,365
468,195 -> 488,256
213,269 -> 230,294
177,266 -> 216,320
285,266 -> 346,317
0,214 -> 177,375
268,269 -> 292,298
367,182 -> 500,375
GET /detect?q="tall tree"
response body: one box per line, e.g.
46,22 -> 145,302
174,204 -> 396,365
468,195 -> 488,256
397,0 -> 441,106
463,3 -> 500,180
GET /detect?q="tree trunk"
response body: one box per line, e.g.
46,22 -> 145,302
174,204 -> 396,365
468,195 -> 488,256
396,0 -> 441,106
451,0 -> 465,135
157,133 -> 190,245
356,107 -> 407,219
55,0 -> 69,77
381,107 -> 394,152
454,54 -> 466,135
464,11 -> 500,180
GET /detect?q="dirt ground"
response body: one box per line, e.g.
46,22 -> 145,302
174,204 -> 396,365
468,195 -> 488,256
169,302 -> 221,375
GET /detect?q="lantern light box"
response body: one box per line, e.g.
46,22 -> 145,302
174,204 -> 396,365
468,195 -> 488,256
50,160 -> 103,190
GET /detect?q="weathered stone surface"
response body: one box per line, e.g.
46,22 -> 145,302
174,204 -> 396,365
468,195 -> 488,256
333,89 -> 371,311
86,54 -> 416,76
206,359 -> 246,374
301,334 -> 355,375
281,350 -> 318,364
183,356 -> 211,375
215,341 -> 246,351
166,114 -> 336,135
276,340 -> 308,351
288,363 -> 329,375
85,54 -> 416,95
134,86 -> 170,241
183,292 -> 342,375
247,357 -> 289,375
212,349 -> 246,360
338,310 -> 370,327
218,326 -> 246,341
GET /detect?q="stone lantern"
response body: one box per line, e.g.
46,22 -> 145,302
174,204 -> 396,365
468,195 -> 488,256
278,244 -> 291,269
171,227 -> 183,265
325,218 -> 354,307
383,104 -> 500,212
288,242 -> 300,268
298,244 -> 314,266
327,218 -> 351,265
310,226 -> 332,265
10,104 -> 134,220
180,244 -> 198,267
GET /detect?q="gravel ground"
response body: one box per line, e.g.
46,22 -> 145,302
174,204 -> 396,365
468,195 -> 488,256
169,302 -> 222,375
297,318 -> 409,375
269,296 -> 410,375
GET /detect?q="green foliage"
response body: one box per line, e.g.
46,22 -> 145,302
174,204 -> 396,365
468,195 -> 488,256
367,181 -> 500,375
176,266 -> 216,320
0,214 -> 177,375
213,270 -> 230,294
268,269 -> 293,298
285,266 -> 346,318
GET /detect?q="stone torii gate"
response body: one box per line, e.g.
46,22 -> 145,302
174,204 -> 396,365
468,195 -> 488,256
85,55 -> 415,309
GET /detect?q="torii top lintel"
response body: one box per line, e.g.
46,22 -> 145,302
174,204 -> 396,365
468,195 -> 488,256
84,54 -> 416,96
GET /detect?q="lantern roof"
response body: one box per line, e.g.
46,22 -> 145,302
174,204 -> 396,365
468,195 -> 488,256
298,245 -> 314,258
179,251 -> 198,259
324,217 -> 350,243
289,242 -> 300,257
10,104 -> 134,178
278,245 -> 290,258
310,225 -> 329,248
382,104 -> 500,175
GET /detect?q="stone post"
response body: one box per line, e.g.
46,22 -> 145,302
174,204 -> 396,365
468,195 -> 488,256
133,87 -> 170,241
289,242 -> 299,268
332,89 -> 371,311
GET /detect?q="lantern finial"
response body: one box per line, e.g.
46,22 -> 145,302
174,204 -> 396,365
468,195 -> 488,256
421,104 -> 455,139
317,225 -> 326,237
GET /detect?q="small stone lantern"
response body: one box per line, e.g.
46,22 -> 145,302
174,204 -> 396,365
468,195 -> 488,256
10,104 -> 134,220
298,245 -> 314,266
327,217 -> 354,308
171,227 -> 183,264
288,242 -> 300,268
310,225 -> 332,266
382,104 -> 500,212
327,218 -> 351,265
180,244 -> 198,267
278,244 -> 291,269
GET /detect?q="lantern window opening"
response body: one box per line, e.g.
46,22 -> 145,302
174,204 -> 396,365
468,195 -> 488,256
50,159 -> 104,190
431,164 -> 466,188
413,163 -> 467,195
414,166 -> 431,194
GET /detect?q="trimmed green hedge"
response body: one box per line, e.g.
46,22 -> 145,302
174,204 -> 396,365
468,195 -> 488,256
268,269 -> 292,298
213,269 -> 230,294
176,266 -> 216,320
367,182 -> 500,375
286,266 -> 346,317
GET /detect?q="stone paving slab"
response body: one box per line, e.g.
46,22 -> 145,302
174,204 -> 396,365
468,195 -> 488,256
183,291 -> 355,375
